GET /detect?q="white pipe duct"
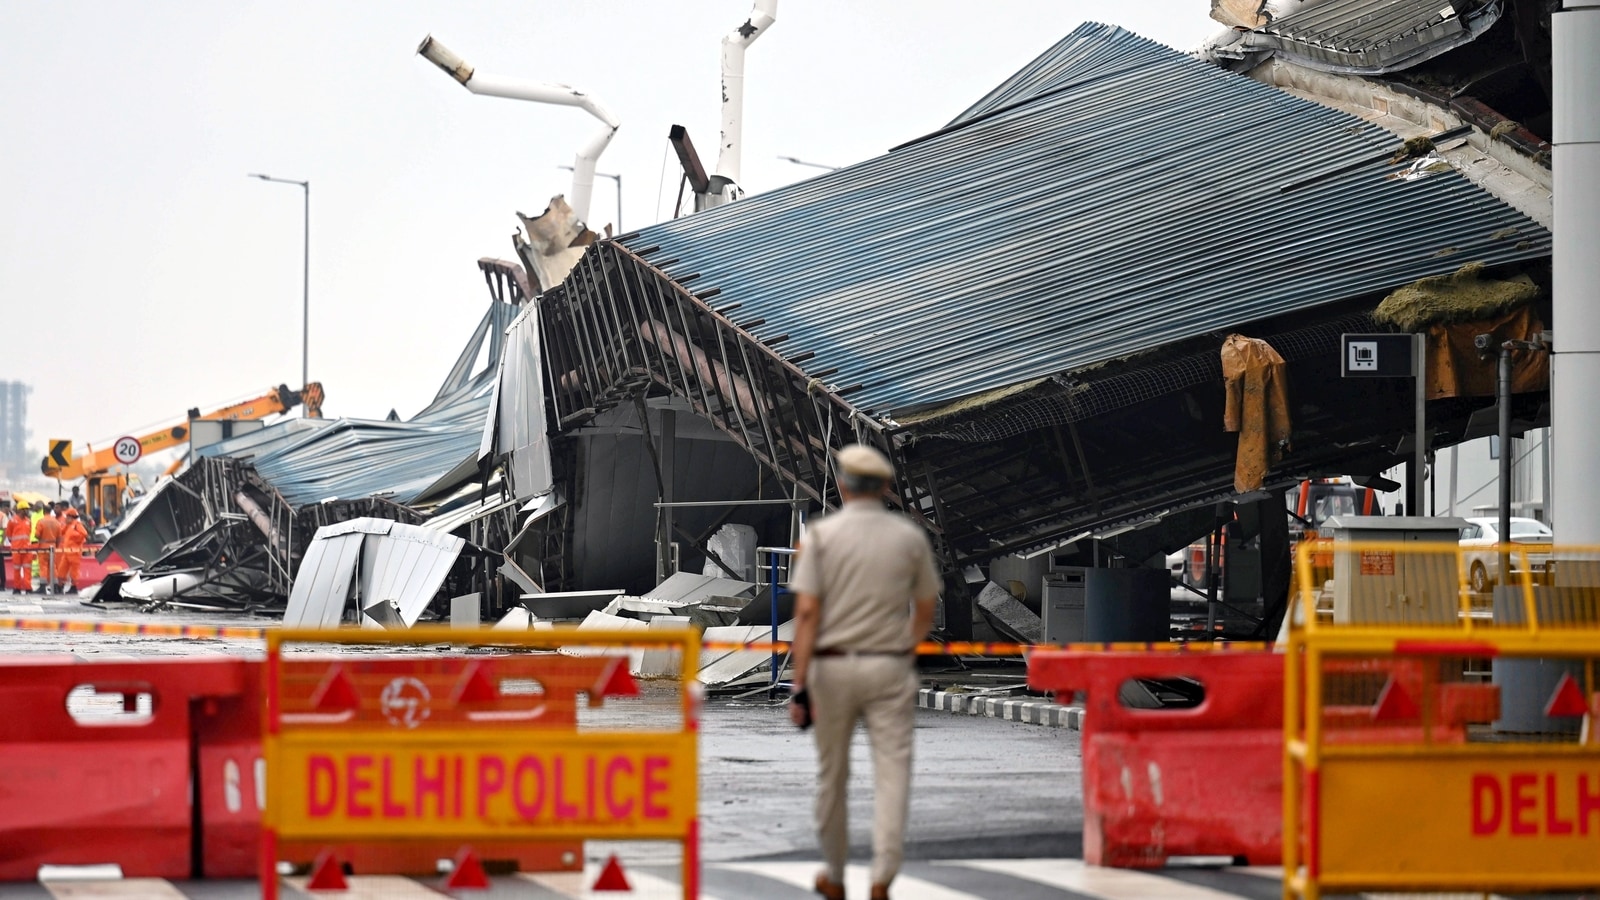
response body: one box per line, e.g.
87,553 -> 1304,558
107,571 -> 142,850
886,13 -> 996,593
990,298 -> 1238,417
417,35 -> 621,225
715,0 -> 777,190
1551,0 -> 1600,553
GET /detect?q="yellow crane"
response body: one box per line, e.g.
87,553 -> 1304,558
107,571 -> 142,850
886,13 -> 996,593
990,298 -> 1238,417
41,383 -> 323,522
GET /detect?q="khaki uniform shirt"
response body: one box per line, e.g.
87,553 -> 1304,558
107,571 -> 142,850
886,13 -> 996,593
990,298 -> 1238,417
788,499 -> 941,652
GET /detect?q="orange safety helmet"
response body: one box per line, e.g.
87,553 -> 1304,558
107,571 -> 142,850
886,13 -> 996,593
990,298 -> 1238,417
65,509 -> 79,518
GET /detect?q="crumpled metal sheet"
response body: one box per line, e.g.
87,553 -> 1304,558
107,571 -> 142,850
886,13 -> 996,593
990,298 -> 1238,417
282,517 -> 465,628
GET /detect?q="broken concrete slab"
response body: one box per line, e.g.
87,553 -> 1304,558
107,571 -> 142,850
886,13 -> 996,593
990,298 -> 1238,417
975,580 -> 1042,644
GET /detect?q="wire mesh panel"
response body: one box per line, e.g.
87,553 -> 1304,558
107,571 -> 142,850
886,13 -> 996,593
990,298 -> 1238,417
1286,541 -> 1600,899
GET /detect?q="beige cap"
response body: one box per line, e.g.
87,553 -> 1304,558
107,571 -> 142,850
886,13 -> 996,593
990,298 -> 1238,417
835,443 -> 894,480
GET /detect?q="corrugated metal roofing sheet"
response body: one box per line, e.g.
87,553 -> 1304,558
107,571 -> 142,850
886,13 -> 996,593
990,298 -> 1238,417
614,22 -> 1549,418
203,300 -> 517,508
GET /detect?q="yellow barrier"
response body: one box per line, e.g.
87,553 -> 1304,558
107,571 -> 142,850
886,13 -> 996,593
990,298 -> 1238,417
1286,540 -> 1600,899
262,626 -> 702,899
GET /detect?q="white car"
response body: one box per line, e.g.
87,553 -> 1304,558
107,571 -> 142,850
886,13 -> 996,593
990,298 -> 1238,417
1459,516 -> 1553,593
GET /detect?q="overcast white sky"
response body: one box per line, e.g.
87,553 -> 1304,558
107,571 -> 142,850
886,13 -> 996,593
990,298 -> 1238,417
0,1 -> 1216,471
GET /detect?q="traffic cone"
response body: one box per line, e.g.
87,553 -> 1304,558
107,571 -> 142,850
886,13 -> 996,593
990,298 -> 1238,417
591,854 -> 632,892
306,849 -> 348,891
443,847 -> 490,890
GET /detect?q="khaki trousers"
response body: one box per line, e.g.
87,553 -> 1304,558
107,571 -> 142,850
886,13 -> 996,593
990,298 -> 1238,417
809,654 -> 916,886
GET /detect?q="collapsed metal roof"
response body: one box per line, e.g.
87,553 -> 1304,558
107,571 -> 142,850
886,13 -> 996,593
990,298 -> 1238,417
1240,0 -> 1503,75
598,23 -> 1547,421
536,21 -> 1553,630
199,261 -> 526,508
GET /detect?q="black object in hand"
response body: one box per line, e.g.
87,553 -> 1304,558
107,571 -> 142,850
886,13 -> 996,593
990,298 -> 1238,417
790,687 -> 813,730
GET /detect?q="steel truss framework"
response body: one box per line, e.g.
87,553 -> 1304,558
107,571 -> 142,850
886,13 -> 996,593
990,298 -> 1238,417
540,242 -> 1550,636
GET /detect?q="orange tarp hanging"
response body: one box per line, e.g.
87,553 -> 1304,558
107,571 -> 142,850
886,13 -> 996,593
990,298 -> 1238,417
1424,305 -> 1548,399
1222,334 -> 1291,494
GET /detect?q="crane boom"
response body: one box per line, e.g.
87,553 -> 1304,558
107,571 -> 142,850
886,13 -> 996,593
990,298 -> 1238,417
42,383 -> 324,482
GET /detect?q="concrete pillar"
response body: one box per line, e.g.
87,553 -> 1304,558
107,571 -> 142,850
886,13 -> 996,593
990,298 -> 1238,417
1552,0 -> 1600,548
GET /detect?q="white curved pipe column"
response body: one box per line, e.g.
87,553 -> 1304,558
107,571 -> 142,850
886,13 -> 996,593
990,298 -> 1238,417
715,0 -> 778,196
418,36 -> 620,225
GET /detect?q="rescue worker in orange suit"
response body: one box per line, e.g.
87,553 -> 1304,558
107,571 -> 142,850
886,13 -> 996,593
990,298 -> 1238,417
32,503 -> 62,595
6,502 -> 34,594
56,509 -> 88,594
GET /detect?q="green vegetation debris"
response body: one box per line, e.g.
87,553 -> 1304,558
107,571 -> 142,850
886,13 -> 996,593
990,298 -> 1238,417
1375,261 -> 1540,332
1489,120 -> 1522,140
1390,135 -> 1435,163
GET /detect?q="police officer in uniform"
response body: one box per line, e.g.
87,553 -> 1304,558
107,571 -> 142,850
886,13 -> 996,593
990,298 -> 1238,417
788,444 -> 940,900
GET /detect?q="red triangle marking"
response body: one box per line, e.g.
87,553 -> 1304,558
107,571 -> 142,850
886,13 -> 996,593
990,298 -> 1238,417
444,846 -> 490,890
453,660 -> 499,704
591,854 -> 632,892
306,849 -> 348,891
310,666 -> 360,713
595,657 -> 639,699
1371,676 -> 1420,722
1544,673 -> 1589,718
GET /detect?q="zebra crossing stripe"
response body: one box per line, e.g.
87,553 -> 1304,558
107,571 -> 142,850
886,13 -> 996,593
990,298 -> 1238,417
41,878 -> 188,899
953,859 -> 1246,899
721,861 -> 987,900
281,875 -> 443,898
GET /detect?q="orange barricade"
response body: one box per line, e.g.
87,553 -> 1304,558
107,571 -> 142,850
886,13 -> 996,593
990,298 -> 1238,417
1028,643 -> 1281,867
262,626 -> 701,899
0,656 -> 253,879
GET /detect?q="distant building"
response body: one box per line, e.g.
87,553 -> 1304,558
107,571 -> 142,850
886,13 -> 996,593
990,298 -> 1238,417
0,381 -> 30,481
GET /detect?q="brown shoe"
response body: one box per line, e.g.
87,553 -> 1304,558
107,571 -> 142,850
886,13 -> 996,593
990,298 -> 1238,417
870,884 -> 891,900
813,872 -> 845,900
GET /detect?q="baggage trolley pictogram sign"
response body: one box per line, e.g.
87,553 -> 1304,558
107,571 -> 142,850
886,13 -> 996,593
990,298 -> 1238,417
262,626 -> 702,898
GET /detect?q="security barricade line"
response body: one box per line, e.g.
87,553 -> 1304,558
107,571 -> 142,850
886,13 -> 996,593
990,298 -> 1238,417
0,620 -> 1271,659
0,617 -> 270,640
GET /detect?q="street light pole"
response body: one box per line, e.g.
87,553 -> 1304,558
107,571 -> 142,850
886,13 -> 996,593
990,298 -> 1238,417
248,173 -> 310,397
560,165 -> 621,232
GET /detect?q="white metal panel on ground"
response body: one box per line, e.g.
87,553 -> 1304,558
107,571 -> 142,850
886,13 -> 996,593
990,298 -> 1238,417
723,861 -> 984,900
280,531 -> 364,628
360,522 -> 464,626
698,621 -> 795,686
955,859 -> 1243,898
643,572 -> 754,605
